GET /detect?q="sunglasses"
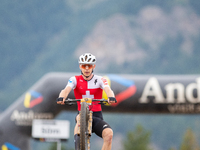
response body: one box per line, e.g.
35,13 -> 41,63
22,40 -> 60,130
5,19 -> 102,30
80,64 -> 94,69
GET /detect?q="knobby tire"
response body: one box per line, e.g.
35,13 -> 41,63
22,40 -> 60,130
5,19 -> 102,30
80,102 -> 89,150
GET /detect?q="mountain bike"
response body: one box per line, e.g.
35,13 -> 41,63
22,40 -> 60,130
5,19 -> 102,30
64,98 -> 109,150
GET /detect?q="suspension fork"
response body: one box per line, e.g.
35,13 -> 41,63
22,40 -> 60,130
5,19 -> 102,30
87,111 -> 93,150
88,111 -> 93,136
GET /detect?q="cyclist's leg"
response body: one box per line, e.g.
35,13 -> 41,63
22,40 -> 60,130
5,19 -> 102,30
102,128 -> 113,150
92,116 -> 113,150
74,113 -> 80,134
74,114 -> 80,150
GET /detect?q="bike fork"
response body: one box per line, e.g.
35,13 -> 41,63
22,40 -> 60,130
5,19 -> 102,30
77,111 -> 93,150
87,111 -> 93,150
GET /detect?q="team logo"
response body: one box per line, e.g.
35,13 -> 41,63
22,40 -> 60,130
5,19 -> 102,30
1,142 -> 20,150
101,77 -> 108,85
103,75 -> 136,107
94,79 -> 98,85
24,90 -> 43,108
68,79 -> 73,83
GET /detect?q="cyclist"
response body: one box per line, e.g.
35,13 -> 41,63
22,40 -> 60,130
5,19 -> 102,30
57,53 -> 116,150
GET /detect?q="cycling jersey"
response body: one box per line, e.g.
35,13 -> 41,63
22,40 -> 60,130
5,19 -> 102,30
66,75 -> 109,112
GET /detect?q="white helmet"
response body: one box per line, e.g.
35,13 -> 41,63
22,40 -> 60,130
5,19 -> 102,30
78,53 -> 96,64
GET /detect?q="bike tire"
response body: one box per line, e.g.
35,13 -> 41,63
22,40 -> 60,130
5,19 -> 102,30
80,102 -> 89,150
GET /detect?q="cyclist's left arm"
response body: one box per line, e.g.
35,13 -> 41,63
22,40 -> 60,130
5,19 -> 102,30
100,76 -> 116,103
104,86 -> 116,104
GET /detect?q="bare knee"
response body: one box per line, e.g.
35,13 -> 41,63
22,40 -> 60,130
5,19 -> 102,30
76,114 -> 80,121
102,128 -> 113,143
74,114 -> 80,135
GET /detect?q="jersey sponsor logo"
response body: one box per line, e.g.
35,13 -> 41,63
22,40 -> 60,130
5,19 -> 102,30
24,90 -> 43,108
1,142 -> 20,150
103,75 -> 137,107
94,79 -> 98,85
68,79 -> 73,83
101,77 -> 108,85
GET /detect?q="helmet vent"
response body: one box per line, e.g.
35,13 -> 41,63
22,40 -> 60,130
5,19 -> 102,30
85,55 -> 88,61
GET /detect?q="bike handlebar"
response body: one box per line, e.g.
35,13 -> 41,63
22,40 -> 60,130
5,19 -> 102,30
64,98 -> 109,105
57,97 -> 117,105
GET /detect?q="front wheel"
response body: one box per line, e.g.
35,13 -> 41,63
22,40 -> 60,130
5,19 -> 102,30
80,102 -> 89,150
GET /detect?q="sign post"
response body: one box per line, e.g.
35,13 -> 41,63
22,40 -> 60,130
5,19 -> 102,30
32,119 -> 70,150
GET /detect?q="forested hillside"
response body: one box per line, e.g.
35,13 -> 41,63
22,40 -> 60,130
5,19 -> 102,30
1,0 -> 200,109
1,0 -> 200,149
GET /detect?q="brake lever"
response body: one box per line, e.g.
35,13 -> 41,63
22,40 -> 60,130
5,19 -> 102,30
65,99 -> 77,106
68,102 -> 73,106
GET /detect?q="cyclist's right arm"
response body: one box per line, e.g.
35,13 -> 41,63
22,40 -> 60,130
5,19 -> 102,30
57,76 -> 76,105
57,86 -> 72,105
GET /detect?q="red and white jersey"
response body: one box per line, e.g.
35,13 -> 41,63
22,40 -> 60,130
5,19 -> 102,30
66,75 -> 109,112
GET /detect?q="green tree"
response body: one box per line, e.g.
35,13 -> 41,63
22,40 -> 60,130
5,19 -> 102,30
48,142 -> 74,150
123,124 -> 152,150
169,148 -> 177,150
179,128 -> 200,150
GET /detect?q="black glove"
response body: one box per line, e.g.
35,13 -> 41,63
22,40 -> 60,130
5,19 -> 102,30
109,97 -> 117,103
56,97 -> 64,102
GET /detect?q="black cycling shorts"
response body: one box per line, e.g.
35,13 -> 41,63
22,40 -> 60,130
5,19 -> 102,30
75,111 -> 111,138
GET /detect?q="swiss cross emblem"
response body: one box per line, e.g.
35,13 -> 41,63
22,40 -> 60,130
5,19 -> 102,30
83,91 -> 94,98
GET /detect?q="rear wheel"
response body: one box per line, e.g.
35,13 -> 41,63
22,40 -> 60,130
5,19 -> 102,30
80,102 -> 89,150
